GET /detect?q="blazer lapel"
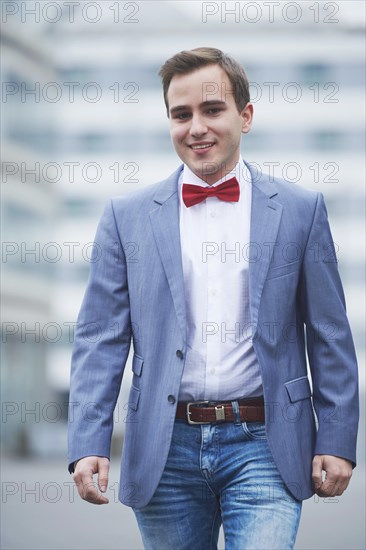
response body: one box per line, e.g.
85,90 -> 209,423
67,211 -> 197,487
246,163 -> 283,335
148,162 -> 283,343
149,166 -> 187,341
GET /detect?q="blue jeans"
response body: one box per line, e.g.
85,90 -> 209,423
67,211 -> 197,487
133,414 -> 302,550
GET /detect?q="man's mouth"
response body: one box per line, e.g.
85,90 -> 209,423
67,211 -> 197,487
189,142 -> 215,151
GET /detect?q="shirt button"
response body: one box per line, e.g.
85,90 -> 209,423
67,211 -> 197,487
210,211 -> 216,218
168,395 -> 176,404
210,368 -> 216,375
176,350 -> 183,359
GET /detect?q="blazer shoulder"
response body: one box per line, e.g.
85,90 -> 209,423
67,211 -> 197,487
270,175 -> 320,204
110,179 -> 167,210
246,162 -> 319,206
249,163 -> 324,225
255,169 -> 321,207
108,165 -> 182,215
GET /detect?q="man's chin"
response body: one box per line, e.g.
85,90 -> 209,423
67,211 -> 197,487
200,164 -> 227,185
188,161 -> 222,179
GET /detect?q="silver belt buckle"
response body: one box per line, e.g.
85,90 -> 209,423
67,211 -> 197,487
186,401 -> 210,424
214,404 -> 226,422
186,401 -> 226,424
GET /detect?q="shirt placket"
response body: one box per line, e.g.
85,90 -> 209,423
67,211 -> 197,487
204,196 -> 222,399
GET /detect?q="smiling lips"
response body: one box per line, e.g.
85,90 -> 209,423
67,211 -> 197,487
189,142 -> 215,152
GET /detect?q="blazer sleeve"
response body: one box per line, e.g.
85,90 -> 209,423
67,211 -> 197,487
298,192 -> 359,466
67,199 -> 132,472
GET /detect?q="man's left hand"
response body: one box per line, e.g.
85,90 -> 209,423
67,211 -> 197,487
312,454 -> 353,497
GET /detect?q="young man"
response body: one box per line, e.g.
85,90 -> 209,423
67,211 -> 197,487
68,48 -> 359,549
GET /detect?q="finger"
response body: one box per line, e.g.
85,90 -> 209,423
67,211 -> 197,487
317,471 -> 349,497
312,456 -> 323,491
82,480 -> 109,505
316,480 -> 339,498
73,465 -> 109,505
97,458 -> 110,493
73,467 -> 93,500
323,473 -> 351,497
322,475 -> 340,497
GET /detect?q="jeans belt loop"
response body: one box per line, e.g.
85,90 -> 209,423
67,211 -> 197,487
231,400 -> 241,425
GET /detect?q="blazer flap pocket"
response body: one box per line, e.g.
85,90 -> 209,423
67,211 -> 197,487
285,376 -> 312,402
267,261 -> 300,281
128,385 -> 140,411
132,354 -> 144,376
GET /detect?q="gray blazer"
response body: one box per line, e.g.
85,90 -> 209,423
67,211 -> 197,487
68,161 -> 359,508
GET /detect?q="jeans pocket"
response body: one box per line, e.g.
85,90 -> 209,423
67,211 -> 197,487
241,421 -> 267,440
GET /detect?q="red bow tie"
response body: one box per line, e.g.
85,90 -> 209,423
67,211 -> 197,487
182,177 -> 240,208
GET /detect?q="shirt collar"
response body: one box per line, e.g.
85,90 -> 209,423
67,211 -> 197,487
179,156 -> 251,190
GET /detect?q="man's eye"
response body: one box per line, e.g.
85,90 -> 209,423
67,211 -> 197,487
207,108 -> 221,114
176,112 -> 190,120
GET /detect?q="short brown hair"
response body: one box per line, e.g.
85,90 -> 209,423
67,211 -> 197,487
158,47 -> 250,116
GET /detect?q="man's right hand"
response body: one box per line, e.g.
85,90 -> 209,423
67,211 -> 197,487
72,456 -> 110,505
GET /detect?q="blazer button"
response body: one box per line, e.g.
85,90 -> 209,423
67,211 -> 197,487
168,395 -> 176,404
176,350 -> 183,359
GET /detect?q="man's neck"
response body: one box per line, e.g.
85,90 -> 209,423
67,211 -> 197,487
184,157 -> 243,186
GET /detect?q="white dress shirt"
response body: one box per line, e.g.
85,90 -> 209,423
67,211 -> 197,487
178,157 -> 263,401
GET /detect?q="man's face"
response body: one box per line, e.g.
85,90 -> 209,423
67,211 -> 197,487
167,64 -> 253,185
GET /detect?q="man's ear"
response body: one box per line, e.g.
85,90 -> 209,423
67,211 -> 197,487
241,102 -> 254,134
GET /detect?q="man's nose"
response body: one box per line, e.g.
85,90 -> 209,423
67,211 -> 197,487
189,114 -> 208,137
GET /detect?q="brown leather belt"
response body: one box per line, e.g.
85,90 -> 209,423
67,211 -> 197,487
176,396 -> 265,425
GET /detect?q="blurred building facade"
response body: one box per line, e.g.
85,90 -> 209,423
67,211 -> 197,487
1,1 -> 365,458
1,24 -> 60,454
